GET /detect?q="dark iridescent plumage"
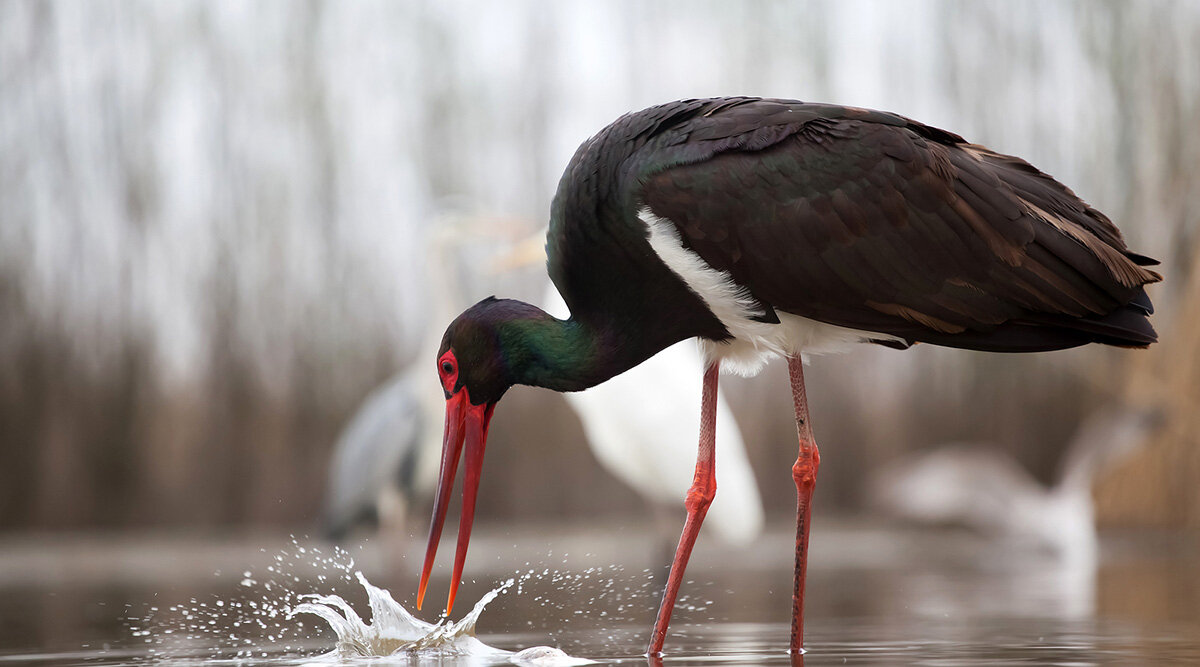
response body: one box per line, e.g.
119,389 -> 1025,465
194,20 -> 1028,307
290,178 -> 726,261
547,97 -> 1159,356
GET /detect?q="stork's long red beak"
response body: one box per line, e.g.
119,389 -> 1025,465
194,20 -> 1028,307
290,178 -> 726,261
417,389 -> 495,614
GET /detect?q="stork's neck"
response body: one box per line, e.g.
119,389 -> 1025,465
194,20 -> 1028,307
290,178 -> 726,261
500,307 -> 644,393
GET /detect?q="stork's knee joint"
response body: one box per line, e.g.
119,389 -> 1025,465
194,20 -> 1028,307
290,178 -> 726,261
792,451 -> 819,487
685,483 -> 716,513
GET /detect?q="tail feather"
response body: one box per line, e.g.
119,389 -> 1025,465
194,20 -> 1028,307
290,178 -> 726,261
1021,287 -> 1157,347
905,287 -> 1157,352
1129,287 -> 1154,315
1125,251 -> 1161,267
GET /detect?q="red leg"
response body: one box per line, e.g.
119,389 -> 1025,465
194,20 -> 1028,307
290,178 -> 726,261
647,361 -> 720,657
788,355 -> 820,654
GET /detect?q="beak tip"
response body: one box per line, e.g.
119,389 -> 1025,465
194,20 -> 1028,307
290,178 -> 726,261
416,577 -> 429,611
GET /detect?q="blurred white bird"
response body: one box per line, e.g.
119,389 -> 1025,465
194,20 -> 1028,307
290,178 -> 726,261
541,284 -> 764,546
870,406 -> 1159,567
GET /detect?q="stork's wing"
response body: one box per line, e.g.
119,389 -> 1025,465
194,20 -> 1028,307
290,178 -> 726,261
639,104 -> 1161,351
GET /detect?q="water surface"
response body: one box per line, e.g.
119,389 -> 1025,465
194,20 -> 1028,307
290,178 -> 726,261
1,522 -> 1197,665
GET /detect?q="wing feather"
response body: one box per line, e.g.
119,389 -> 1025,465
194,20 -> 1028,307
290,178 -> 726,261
637,102 -> 1161,350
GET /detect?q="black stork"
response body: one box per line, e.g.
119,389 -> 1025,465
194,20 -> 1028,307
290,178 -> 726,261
415,97 -> 1161,656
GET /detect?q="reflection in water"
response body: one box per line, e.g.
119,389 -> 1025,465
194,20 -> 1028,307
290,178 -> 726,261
0,526 -> 1197,665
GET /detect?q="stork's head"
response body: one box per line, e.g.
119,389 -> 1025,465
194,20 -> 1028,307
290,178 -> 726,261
417,297 -> 544,614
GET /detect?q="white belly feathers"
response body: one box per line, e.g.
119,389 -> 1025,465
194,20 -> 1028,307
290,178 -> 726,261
640,208 -> 901,375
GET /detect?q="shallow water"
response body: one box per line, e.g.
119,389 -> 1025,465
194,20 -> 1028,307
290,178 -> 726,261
1,522 -> 1198,666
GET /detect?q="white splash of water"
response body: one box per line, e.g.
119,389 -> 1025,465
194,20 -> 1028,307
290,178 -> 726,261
127,540 -> 625,664
290,571 -> 508,658
292,571 -> 592,665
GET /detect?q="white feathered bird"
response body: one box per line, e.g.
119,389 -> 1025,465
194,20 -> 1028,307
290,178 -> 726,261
541,284 -> 764,546
870,406 -> 1159,567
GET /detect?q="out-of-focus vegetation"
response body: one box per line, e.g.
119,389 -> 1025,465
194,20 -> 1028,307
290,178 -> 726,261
1,1 -> 1196,531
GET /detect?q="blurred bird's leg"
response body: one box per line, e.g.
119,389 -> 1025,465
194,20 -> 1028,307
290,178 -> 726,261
377,485 -> 409,533
788,355 -> 819,654
377,487 -> 410,579
649,502 -> 679,583
647,361 -> 720,657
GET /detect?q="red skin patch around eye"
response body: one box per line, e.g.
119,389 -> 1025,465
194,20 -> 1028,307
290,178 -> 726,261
437,349 -> 459,394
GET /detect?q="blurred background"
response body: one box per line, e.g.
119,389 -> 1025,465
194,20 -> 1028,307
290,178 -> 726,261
1,0 -> 1199,660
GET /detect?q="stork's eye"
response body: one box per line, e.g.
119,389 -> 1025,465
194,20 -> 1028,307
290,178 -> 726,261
437,351 -> 460,394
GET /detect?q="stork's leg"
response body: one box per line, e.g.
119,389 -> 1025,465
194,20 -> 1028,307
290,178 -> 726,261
647,361 -> 720,657
788,354 -> 820,654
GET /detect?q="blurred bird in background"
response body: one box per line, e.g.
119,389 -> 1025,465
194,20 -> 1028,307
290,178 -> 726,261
323,365 -> 441,541
871,405 -> 1161,567
542,284 -> 764,549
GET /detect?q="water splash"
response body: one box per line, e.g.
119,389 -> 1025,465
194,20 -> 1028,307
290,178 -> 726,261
293,571 -> 592,665
129,538 -> 595,665
290,571 -> 505,658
